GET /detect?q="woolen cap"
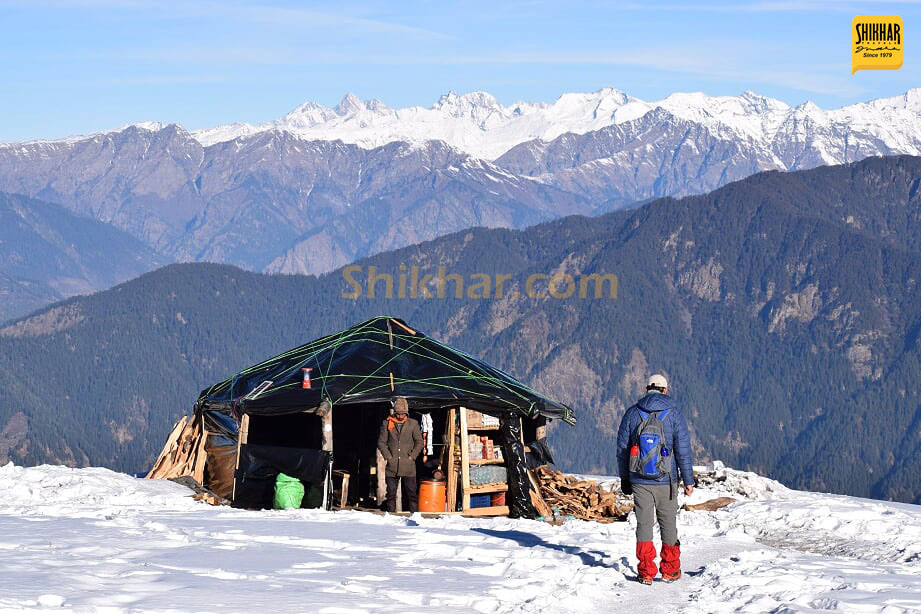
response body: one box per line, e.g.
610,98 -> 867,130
393,396 -> 409,414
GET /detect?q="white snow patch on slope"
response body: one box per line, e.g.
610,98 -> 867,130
0,462 -> 918,613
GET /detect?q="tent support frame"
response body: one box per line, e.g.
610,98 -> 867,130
320,404 -> 333,510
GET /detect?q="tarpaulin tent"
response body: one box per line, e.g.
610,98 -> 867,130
148,316 -> 576,517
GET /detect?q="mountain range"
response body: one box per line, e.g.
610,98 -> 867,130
1,156 -> 919,503
2,88 -> 921,323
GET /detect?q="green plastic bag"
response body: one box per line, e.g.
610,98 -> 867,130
273,472 -> 305,509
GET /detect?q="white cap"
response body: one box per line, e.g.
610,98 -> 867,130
647,374 -> 668,390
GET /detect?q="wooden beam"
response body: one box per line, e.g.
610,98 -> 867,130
459,406 -> 471,512
376,449 -> 387,506
389,318 -> 416,335
527,469 -> 553,517
321,407 -> 334,511
321,406 -> 333,453
191,415 -> 209,485
463,505 -> 509,517
231,413 -> 249,503
445,408 -> 457,513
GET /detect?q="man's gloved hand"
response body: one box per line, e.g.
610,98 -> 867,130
621,480 -> 633,496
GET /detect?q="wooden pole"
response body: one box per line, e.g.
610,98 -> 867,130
376,449 -> 387,506
321,406 -> 333,454
389,318 -> 416,335
321,407 -> 333,510
231,413 -> 249,502
445,408 -> 458,513
459,407 -> 471,512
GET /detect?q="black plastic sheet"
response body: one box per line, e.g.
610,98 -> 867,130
232,444 -> 330,510
525,438 -> 555,469
198,317 -> 575,426
499,414 -> 537,519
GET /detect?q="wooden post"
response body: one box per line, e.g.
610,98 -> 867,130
339,473 -> 350,508
231,413 -> 249,502
459,407 -> 471,512
445,408 -> 458,513
376,449 -> 387,506
320,406 -> 333,454
320,407 -> 333,510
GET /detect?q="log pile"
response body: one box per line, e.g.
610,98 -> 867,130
533,466 -> 633,522
146,415 -> 208,485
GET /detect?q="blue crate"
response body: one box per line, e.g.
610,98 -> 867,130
470,494 -> 492,508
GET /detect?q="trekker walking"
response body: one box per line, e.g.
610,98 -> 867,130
616,374 -> 695,584
377,396 -> 424,513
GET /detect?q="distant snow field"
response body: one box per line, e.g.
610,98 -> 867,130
0,462 -> 918,613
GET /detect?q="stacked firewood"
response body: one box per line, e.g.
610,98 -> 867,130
146,415 -> 208,484
533,466 -> 633,522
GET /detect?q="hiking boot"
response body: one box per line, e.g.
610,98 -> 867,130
661,570 -> 682,582
660,541 -> 681,582
638,575 -> 654,585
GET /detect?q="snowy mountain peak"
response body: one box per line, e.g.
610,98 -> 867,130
334,92 -> 365,116
21,87 -> 921,163
433,91 -> 505,122
193,86 -> 920,158
290,100 -> 327,115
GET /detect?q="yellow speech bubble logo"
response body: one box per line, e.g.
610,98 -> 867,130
853,15 -> 903,74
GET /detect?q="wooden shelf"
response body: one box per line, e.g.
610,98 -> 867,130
467,483 -> 508,493
456,407 -> 512,517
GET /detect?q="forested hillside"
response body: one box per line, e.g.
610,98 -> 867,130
1,156 -> 919,502
0,192 -> 167,322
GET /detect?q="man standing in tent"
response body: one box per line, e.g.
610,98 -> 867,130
378,396 -> 424,513
616,374 -> 695,584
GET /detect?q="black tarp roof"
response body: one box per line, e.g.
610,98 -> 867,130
196,316 -> 575,424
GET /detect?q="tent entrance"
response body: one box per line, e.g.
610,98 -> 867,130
331,404 -> 451,509
331,402 -> 390,508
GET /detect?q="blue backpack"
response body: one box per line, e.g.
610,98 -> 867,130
629,408 -> 671,480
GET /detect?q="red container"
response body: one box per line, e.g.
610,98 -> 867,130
491,492 -> 506,506
418,480 -> 447,513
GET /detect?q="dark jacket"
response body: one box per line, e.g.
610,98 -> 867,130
377,416 -> 424,478
616,392 -> 695,488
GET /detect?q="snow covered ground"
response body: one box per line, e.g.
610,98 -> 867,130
0,462 -> 918,613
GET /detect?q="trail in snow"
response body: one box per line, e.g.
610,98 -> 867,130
0,463 -> 918,613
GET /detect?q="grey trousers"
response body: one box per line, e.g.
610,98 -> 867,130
633,483 -> 678,545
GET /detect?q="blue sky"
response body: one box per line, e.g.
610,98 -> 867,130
1,0 -> 919,142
